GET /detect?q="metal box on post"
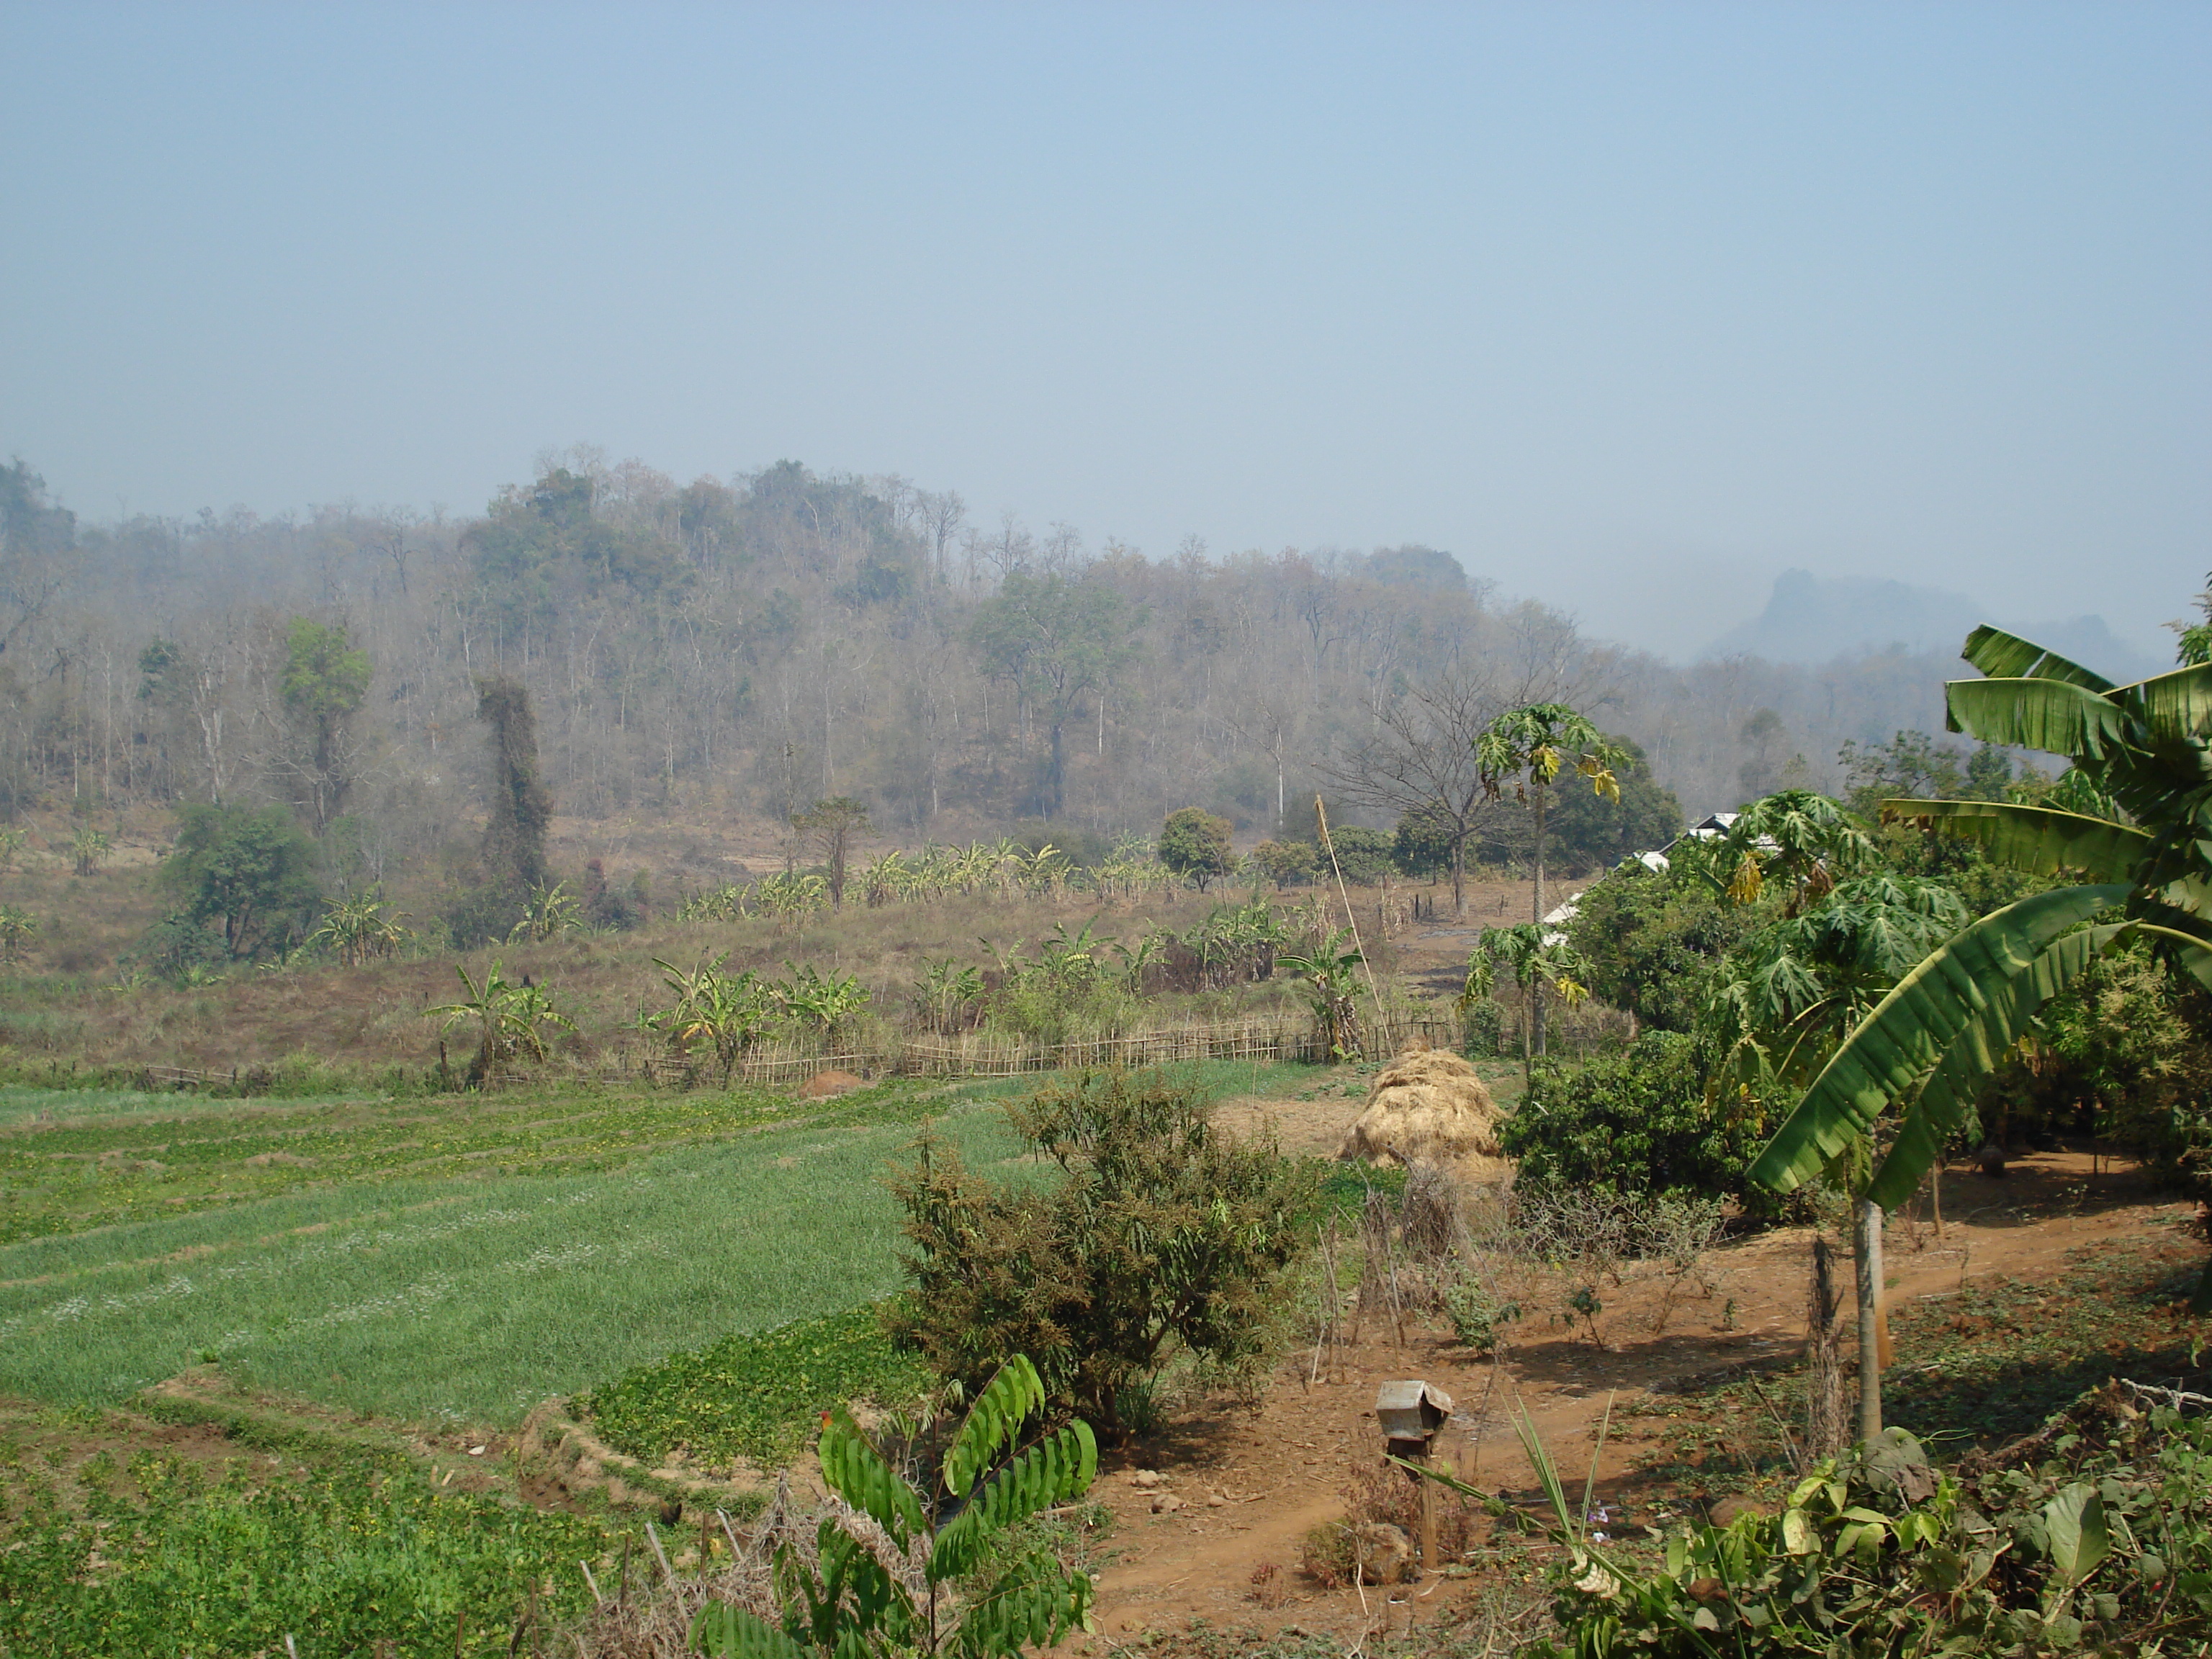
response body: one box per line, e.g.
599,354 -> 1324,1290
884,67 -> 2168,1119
1374,1380 -> 1454,1457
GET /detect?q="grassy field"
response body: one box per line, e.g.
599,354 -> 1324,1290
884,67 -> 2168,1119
0,1060 -> 1313,1427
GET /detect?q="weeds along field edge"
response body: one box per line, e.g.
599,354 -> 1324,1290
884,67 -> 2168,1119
0,1100 -> 1024,1425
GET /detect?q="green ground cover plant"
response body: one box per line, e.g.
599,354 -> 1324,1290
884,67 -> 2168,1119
0,1079 -> 827,1246
583,1302 -> 932,1469
0,1438 -> 612,1658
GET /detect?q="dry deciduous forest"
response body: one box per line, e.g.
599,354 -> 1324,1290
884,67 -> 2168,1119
1,448 -> 1956,878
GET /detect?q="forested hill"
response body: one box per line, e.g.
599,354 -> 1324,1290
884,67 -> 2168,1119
2,452 -> 1959,863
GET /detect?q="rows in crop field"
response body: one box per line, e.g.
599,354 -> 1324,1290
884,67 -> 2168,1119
0,1079 -> 860,1246
0,1104 -> 1020,1424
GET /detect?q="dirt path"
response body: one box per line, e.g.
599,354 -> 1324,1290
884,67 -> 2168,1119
1071,1148 -> 2198,1649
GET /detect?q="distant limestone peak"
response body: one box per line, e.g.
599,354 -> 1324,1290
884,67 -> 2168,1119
1701,569 -> 2164,680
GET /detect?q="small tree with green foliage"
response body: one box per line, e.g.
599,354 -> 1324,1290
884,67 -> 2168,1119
1476,704 -> 1625,1054
1157,806 -> 1234,891
691,1354 -> 1097,1659
159,804 -> 320,958
888,1070 -> 1319,1432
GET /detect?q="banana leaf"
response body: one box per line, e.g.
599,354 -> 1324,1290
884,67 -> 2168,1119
2121,662 -> 2212,743
1878,799 -> 2149,883
1868,925 -> 2118,1209
1945,677 -> 2128,758
1960,624 -> 2116,693
1750,884 -> 2128,1196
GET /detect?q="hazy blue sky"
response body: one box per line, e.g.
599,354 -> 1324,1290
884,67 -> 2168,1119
4,1 -> 2206,659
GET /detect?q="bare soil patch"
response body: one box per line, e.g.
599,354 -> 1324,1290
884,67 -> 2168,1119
1065,1146 -> 2208,1651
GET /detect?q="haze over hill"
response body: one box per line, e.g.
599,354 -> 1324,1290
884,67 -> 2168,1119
1699,570 -> 2170,682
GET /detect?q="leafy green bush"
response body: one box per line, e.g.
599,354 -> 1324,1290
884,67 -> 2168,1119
887,1069 -> 1321,1431
1564,871 -> 1760,1034
1528,1389 -> 2212,1657
1503,1031 -> 1783,1220
1442,1278 -> 1519,1354
2000,943 -> 2212,1196
581,1303 -> 930,1470
158,803 -> 321,958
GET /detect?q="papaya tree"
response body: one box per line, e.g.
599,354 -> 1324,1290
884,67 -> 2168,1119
1749,622 -> 2212,1438
1460,921 -> 1591,1089
1475,704 -> 1624,1055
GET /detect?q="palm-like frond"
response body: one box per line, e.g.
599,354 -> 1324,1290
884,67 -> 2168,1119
1946,676 -> 2129,758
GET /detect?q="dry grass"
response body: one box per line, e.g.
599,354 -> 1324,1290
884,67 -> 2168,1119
0,860 -> 1412,1076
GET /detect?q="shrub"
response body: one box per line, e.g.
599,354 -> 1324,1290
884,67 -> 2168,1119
1503,1030 -> 1784,1220
1319,824 -> 1394,884
1248,839 -> 1318,888
158,803 -> 320,959
1999,943 -> 2212,1195
1564,870 -> 1759,1034
886,1069 -> 1321,1432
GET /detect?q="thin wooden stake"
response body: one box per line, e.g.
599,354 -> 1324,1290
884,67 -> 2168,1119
646,1520 -> 680,1588
579,1560 -> 603,1604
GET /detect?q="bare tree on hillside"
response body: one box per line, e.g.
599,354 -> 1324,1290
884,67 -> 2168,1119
1322,611 -> 1602,916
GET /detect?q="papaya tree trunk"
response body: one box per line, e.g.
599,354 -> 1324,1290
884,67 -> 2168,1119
1531,784 -> 1547,1058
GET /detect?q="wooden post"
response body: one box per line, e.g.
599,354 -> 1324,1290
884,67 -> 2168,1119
1855,1197 -> 1884,1444
1415,1448 -> 1438,1568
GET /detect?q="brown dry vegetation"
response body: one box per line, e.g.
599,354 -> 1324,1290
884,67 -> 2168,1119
0,805 -> 1572,1078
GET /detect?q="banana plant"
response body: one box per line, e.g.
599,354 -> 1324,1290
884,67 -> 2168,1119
426,959 -> 577,1080
773,963 -> 871,1041
1280,927 -> 1367,1061
69,825 -> 112,876
1036,917 -> 1104,992
691,1354 -> 1096,1659
1108,932 -> 1164,995
912,956 -> 986,1033
756,871 -> 830,930
307,889 -> 412,966
646,956 -> 773,1084
0,904 -> 35,965
508,880 -> 582,943
1750,621 -> 2212,1320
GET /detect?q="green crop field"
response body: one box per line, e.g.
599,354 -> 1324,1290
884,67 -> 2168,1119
0,1083 -> 1030,1423
0,1059 -> 1309,1427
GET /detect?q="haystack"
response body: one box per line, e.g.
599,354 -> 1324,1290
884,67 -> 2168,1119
1336,1049 -> 1504,1171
